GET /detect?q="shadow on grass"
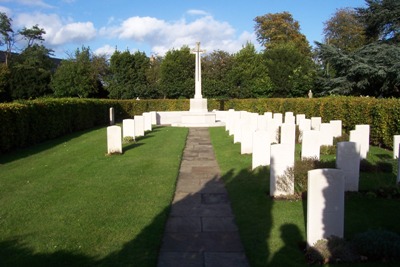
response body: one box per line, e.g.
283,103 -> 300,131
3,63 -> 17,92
0,126 -> 105,165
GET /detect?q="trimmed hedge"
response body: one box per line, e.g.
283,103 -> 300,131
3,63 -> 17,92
1,97 -> 399,154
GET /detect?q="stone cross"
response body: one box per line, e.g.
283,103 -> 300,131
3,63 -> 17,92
191,42 -> 205,99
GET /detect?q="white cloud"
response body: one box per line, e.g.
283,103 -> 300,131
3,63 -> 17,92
94,44 -> 116,57
187,9 -> 210,16
0,5 -> 11,15
101,13 -> 255,56
14,12 -> 96,46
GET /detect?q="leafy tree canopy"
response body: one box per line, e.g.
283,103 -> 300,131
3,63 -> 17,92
254,11 -> 312,56
323,8 -> 366,52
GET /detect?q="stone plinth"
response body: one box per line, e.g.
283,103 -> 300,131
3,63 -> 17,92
190,98 -> 208,113
181,112 -> 217,127
307,169 -> 345,246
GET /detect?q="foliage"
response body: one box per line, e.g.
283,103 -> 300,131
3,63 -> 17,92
145,55 -> 163,98
323,8 -> 366,52
51,46 -> 106,98
316,42 -> 400,97
18,24 -> 45,48
202,50 -> 234,98
264,42 -> 316,97
0,12 -> 14,66
159,46 -> 194,99
0,63 -> 10,100
254,11 -> 311,56
356,0 -> 400,43
227,42 -> 272,98
9,44 -> 54,100
106,50 -> 150,99
353,229 -> 400,261
306,236 -> 360,264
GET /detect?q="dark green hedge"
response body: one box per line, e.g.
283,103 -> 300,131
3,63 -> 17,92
1,97 -> 399,154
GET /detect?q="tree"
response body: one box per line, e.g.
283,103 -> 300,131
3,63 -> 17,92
356,0 -> 400,43
264,42 -> 316,97
51,47 -> 104,98
202,50 -> 233,98
254,12 -> 312,56
0,12 -> 14,66
316,42 -> 400,97
159,46 -> 194,99
19,24 -> 45,48
146,55 -> 163,98
106,50 -> 150,99
323,8 -> 366,52
9,44 -> 54,99
227,42 -> 272,98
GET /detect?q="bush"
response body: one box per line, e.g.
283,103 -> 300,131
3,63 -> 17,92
353,229 -> 400,261
306,236 -> 360,264
293,157 -> 334,194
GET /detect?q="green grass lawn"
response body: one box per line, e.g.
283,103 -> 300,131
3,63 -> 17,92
209,127 -> 400,267
0,126 -> 188,267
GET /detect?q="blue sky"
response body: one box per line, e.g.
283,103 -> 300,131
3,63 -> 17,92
0,0 -> 367,58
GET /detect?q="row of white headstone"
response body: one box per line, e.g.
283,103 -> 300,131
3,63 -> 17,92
107,110 -> 156,154
224,109 -> 373,247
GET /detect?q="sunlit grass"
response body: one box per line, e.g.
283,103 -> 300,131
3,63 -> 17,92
0,126 -> 188,267
209,127 -> 400,267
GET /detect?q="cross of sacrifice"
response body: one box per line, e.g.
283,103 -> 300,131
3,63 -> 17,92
191,42 -> 205,99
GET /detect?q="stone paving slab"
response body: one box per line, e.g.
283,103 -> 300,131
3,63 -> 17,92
157,127 -> 249,267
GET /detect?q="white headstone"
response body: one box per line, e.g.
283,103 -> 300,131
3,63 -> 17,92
267,117 -> 280,144
107,125 -> 122,154
122,119 -> 135,139
143,112 -> 152,132
150,111 -> 157,125
280,123 -> 296,147
355,124 -> 370,154
336,142 -> 361,191
298,118 -> 311,143
398,144 -> 400,184
134,115 -> 145,137
264,112 -> 273,120
270,143 -> 295,196
109,107 -> 115,125
285,112 -> 295,124
230,111 -> 241,136
311,117 -> 321,130
226,109 -> 235,132
241,121 -> 253,154
330,120 -> 342,138
307,169 -> 345,246
273,113 -> 283,126
350,126 -> 369,159
320,123 -> 333,146
393,135 -> 400,159
257,114 -> 268,131
250,113 -> 259,131
296,114 -> 306,125
252,130 -> 271,170
301,130 -> 320,160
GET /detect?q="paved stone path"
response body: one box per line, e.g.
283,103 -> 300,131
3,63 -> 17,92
157,127 -> 250,267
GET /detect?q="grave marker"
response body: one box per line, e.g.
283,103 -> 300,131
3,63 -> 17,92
270,144 -> 295,196
301,130 -> 320,160
307,169 -> 345,246
252,130 -> 271,169
336,142 -> 361,191
107,125 -> 122,154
